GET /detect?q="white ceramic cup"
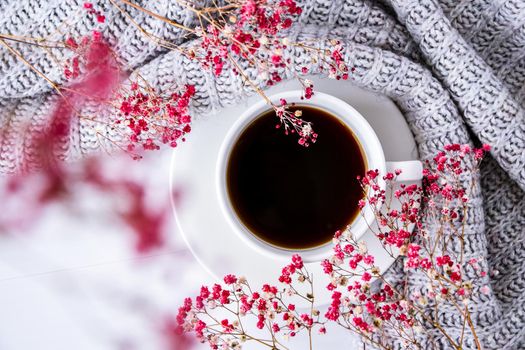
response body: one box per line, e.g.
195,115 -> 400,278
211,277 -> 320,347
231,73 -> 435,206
217,91 -> 422,262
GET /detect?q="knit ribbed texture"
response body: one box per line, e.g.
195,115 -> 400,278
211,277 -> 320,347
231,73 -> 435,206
0,0 -> 524,349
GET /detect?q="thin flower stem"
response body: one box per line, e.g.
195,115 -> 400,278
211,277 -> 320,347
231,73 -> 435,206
465,311 -> 482,350
0,37 -> 97,142
308,271 -> 314,350
109,0 -> 191,55
459,304 -> 468,346
227,54 -> 272,105
0,38 -> 63,96
200,3 -> 240,13
338,322 -> 393,350
171,0 -> 220,32
448,298 -> 482,350
118,0 -> 196,33
459,204 -> 468,266
202,309 -> 278,349
0,34 -> 65,49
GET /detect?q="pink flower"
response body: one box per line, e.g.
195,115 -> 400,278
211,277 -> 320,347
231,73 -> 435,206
300,314 -> 314,327
223,274 -> 238,285
353,317 -> 370,332
361,272 -> 372,282
279,270 -> 292,284
383,172 -> 394,180
92,30 -> 102,41
194,320 -> 206,338
212,284 -> 222,300
325,291 -> 341,320
176,298 -> 192,325
407,244 -> 420,258
256,314 -> 265,329
480,285 -> 490,295
221,319 -> 234,332
436,255 -> 452,266
291,254 -> 304,269
195,296 -> 204,309
321,259 -> 333,274
271,55 -> 282,64
363,255 -> 374,265
219,290 -> 231,304
450,271 -> 462,282
262,284 -> 278,295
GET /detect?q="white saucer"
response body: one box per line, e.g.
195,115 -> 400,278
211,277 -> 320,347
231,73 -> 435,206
170,77 -> 420,306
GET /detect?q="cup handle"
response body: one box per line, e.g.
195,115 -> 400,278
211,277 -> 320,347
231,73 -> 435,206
386,160 -> 423,182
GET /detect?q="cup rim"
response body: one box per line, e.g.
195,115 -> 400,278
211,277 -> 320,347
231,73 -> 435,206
216,91 -> 386,262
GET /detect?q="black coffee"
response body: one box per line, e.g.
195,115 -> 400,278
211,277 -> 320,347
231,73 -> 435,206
226,105 -> 366,250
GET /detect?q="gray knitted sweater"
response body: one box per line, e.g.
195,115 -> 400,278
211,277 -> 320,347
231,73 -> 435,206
1,0 -> 524,349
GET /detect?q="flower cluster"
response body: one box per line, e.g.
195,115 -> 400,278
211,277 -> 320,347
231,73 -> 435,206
187,0 -> 351,146
62,44 -> 195,158
63,32 -> 109,81
83,2 -> 106,24
357,168 -> 422,253
63,2 -> 107,80
190,0 -> 314,145
176,255 -> 326,349
194,0 -> 301,79
116,82 -> 195,155
322,227 -> 415,340
274,99 -> 317,146
11,0 -> 355,154
60,7 -> 195,158
178,144 -> 490,350
299,39 -> 353,82
319,144 -> 490,348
